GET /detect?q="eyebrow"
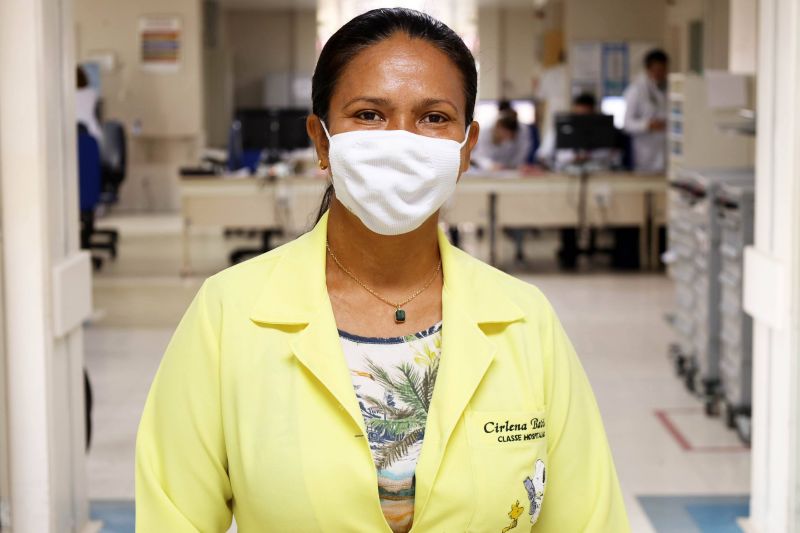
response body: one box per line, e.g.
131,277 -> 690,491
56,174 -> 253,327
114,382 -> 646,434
342,96 -> 392,108
341,96 -> 459,112
416,97 -> 459,112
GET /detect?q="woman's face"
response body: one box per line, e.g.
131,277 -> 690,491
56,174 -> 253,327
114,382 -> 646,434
308,32 -> 479,174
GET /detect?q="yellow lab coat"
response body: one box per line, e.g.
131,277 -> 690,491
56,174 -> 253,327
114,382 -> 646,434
136,212 -> 629,532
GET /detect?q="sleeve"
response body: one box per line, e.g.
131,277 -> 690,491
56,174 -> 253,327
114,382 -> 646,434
623,84 -> 650,134
534,298 -> 630,532
135,279 -> 233,533
511,127 -> 532,168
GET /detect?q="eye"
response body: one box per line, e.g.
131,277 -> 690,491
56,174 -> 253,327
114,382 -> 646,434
356,111 -> 383,122
421,113 -> 448,124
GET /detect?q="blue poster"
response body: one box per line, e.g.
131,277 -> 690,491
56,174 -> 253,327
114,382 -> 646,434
601,43 -> 629,97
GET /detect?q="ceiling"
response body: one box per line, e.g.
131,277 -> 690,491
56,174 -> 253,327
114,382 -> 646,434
218,0 -> 317,8
218,0 -> 545,10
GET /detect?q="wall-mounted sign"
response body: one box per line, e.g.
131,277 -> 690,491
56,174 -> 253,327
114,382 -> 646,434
140,15 -> 181,72
601,43 -> 629,97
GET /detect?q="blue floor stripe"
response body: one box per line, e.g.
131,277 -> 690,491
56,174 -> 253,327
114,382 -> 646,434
93,496 -> 749,533
638,495 -> 749,533
90,500 -> 134,533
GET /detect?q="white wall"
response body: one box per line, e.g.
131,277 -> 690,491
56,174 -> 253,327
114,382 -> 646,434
477,4 -> 563,101
204,24 -> 235,148
0,0 -> 90,531
665,0 -> 737,74
744,0 -> 800,530
74,0 -> 205,212
565,0 -> 666,43
75,0 -> 205,137
225,8 -> 317,108
203,7 -> 316,148
729,0 -> 758,74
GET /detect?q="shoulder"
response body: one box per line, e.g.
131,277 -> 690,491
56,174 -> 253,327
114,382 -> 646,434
198,233 -> 308,306
449,245 -> 557,324
624,77 -> 646,97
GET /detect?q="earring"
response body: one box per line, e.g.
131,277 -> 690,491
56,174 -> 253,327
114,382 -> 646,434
318,159 -> 328,170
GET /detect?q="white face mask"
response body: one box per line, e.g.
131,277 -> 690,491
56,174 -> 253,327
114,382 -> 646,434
321,121 -> 470,236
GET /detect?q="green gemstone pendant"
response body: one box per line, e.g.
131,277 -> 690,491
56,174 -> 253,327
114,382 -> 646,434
395,308 -> 406,324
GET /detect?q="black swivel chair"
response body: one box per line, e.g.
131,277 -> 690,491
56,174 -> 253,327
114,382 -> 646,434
78,124 -> 114,268
101,120 -> 127,201
93,120 -> 127,251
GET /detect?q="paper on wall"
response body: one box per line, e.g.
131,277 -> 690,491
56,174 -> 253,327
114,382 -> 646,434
570,41 -> 601,83
140,15 -> 181,72
705,70 -> 749,109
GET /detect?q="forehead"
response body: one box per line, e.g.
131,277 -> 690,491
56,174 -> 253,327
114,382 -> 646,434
332,33 -> 466,109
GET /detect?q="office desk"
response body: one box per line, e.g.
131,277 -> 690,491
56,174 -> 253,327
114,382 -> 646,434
179,176 -> 327,274
446,172 -> 667,267
179,173 -> 666,274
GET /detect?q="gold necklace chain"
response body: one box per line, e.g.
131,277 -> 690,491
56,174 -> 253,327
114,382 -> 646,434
326,241 -> 442,323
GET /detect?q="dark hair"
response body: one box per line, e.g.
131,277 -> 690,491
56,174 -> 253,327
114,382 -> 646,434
312,8 -> 478,222
572,92 -> 597,110
644,49 -> 669,68
496,114 -> 519,133
498,99 -> 513,112
77,65 -> 89,89
313,8 -> 477,125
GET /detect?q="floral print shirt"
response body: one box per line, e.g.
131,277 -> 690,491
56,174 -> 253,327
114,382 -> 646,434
339,323 -> 442,533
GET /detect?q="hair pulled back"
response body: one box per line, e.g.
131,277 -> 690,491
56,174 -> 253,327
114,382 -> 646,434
312,8 -> 478,221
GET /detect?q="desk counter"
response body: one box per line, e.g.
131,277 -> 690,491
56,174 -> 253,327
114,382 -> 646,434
179,173 -> 666,273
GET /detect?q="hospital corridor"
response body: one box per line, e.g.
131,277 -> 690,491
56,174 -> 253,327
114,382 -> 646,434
85,220 -> 751,532
0,0 -> 798,532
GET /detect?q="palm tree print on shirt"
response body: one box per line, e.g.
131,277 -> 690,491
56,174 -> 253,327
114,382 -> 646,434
362,355 -> 440,469
353,330 -> 441,470
341,324 -> 442,533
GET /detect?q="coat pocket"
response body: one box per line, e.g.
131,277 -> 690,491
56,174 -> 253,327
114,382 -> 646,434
465,410 -> 548,533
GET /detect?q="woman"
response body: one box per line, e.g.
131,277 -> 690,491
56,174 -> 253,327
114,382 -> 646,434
136,8 -> 629,533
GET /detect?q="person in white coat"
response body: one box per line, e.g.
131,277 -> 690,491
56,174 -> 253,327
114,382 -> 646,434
76,65 -> 103,147
534,59 -> 569,163
623,49 -> 669,174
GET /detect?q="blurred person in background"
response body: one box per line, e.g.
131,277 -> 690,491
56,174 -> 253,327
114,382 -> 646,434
623,49 -> 669,173
75,65 -> 103,147
533,53 -> 569,164
475,100 -> 532,170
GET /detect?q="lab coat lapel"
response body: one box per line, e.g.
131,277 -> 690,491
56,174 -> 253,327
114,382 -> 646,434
290,308 -> 366,434
249,212 -> 365,433
413,288 -> 495,521
413,231 -> 524,524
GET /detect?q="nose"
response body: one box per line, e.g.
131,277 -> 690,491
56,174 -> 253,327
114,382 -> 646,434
387,115 -> 418,135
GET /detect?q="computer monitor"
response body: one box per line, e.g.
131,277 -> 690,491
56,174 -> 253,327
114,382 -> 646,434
277,109 -> 311,151
235,109 -> 272,152
234,108 -> 310,153
554,113 -> 618,150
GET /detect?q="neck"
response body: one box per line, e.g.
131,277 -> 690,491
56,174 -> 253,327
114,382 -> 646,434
325,198 -> 441,291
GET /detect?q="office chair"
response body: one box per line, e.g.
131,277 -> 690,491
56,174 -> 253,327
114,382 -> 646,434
101,120 -> 126,203
95,120 -> 126,248
78,125 -> 115,269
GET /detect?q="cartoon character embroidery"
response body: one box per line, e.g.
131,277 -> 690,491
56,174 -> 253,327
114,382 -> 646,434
523,459 -> 547,524
501,500 -> 524,532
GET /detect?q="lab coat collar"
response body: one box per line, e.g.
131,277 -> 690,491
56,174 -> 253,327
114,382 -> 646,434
248,211 -> 525,326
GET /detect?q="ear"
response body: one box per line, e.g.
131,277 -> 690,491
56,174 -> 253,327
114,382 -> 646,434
458,120 -> 480,176
306,114 -> 330,169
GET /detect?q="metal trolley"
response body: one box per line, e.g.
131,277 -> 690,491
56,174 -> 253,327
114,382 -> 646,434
715,180 -> 755,443
666,168 -> 754,415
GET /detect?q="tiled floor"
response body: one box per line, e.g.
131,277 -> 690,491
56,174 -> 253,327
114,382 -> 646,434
638,495 -> 749,533
85,214 -> 751,532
